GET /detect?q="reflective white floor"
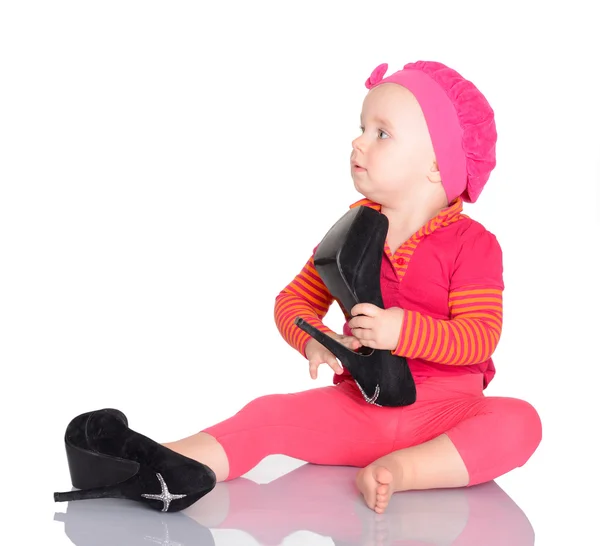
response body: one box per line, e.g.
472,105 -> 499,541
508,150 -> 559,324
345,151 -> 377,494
51,458 -> 536,546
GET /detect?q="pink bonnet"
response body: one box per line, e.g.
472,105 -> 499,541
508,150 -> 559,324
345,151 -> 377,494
365,61 -> 497,203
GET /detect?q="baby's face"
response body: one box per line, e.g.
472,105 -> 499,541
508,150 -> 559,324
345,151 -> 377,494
351,83 -> 435,203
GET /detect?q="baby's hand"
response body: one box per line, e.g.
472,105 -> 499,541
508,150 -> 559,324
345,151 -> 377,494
348,303 -> 405,351
305,333 -> 361,380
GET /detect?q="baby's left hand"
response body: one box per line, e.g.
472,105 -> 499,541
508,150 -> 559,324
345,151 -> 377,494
348,303 -> 405,351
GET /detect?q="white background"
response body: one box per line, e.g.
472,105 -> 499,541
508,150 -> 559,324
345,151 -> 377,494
1,0 -> 599,544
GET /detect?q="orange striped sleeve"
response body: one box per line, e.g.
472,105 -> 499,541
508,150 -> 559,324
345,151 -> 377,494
393,287 -> 503,365
274,253 -> 336,357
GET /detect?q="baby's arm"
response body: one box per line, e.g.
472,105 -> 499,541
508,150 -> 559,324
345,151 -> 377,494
393,229 -> 504,366
274,250 -> 336,358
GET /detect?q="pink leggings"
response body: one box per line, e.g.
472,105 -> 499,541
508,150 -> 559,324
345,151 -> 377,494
202,373 -> 542,485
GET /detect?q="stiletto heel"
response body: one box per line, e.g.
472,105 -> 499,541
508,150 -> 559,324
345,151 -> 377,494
54,467 -> 190,510
294,317 -> 373,359
54,474 -> 139,503
53,408 -> 216,512
296,205 -> 417,407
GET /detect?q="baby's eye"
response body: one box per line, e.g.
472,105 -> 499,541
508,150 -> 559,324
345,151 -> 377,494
359,126 -> 365,133
378,130 -> 389,139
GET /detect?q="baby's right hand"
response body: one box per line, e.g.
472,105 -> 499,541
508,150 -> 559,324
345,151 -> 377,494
305,333 -> 361,380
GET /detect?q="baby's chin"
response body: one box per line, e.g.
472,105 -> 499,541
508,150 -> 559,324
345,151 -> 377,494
353,184 -> 381,205
351,178 -> 371,199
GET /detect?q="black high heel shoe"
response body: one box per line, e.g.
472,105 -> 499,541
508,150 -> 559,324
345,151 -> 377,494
53,408 -> 216,512
295,205 -> 416,407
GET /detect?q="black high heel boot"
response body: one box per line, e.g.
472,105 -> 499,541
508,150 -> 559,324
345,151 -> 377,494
53,408 -> 216,512
295,205 -> 416,407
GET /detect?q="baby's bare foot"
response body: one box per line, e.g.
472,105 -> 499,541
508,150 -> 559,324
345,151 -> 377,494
356,464 -> 400,514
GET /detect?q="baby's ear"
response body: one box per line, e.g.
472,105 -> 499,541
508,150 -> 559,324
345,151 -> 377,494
427,161 -> 442,183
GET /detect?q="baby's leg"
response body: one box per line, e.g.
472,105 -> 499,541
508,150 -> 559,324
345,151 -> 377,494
357,374 -> 542,514
164,380 -> 397,482
163,432 -> 229,481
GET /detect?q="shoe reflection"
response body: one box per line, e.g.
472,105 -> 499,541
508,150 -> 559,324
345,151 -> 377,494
54,499 -> 216,546
54,464 -> 534,546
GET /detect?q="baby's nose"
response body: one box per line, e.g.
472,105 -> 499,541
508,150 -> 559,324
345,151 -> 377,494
352,135 -> 364,152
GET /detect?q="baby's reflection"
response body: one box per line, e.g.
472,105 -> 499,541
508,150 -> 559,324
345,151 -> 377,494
186,464 -> 534,545
55,463 -> 534,546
